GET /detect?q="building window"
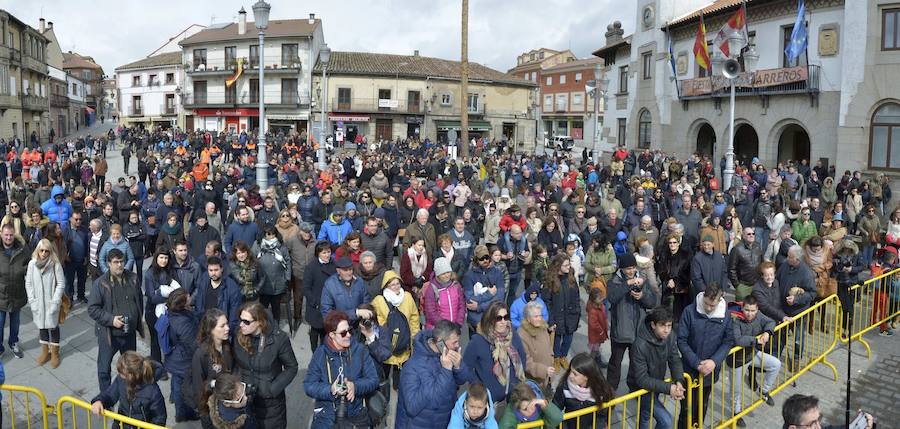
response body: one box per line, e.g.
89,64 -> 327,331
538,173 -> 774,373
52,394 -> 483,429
149,74 -> 158,86
225,46 -> 237,69
642,52 -> 652,79
441,93 -> 452,106
84,70 -> 92,81
543,94 -> 553,111
132,96 -> 142,115
132,75 -> 141,87
281,44 -> 299,67
555,94 -> 568,112
638,109 -> 651,149
575,72 -> 582,82
467,93 -> 479,113
378,89 -> 392,111
884,9 -> 900,50
869,102 -> 900,169
165,94 -> 175,114
193,81 -> 207,104
531,72 -> 537,81
193,49 -> 207,69
165,73 -> 174,85
560,74 -> 567,84
408,90 -> 421,113
249,79 -> 259,103
71,83 -> 77,95
572,93 -> 584,109
250,45 -> 259,68
618,118 -> 626,146
618,66 -> 628,93
281,78 -> 298,104
546,76 -> 552,86
225,84 -> 237,104
782,25 -> 808,67
337,88 -> 351,109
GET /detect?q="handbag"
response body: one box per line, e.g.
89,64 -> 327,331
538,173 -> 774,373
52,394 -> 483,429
58,294 -> 71,325
366,387 -> 389,426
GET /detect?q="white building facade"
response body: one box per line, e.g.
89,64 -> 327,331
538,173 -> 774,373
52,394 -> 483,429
595,0 -> 900,180
116,52 -> 183,128
180,10 -> 324,135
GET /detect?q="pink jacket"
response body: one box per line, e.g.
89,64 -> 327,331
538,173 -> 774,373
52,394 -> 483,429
421,275 -> 467,329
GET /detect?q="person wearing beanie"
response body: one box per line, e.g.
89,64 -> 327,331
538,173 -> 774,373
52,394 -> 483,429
371,270 -> 420,391
605,252 -> 658,390
422,257 -> 467,329
461,245 -> 506,336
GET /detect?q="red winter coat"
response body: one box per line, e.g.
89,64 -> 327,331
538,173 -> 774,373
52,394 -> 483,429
586,302 -> 609,345
499,214 -> 527,232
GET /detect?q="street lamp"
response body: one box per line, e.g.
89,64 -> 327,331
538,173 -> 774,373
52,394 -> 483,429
719,35 -> 757,191
318,44 -> 331,170
252,0 -> 271,191
592,63 -> 608,159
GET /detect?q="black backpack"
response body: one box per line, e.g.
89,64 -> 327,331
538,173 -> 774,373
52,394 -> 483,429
385,303 -> 411,356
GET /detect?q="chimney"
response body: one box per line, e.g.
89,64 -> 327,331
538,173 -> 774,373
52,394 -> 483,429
413,50 -> 419,57
605,21 -> 624,45
39,18 -> 45,33
48,21 -> 53,30
238,7 -> 247,35
308,13 -> 315,24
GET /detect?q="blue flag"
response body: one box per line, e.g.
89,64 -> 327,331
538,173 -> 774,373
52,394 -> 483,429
785,0 -> 807,63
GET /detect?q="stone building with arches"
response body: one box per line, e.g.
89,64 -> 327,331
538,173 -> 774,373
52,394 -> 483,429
593,0 -> 898,182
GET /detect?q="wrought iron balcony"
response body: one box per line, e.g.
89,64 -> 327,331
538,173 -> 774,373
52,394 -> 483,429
677,65 -> 820,100
22,94 -> 49,111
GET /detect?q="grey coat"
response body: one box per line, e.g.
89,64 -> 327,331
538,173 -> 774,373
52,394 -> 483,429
607,270 -> 658,344
360,228 -> 394,267
729,311 -> 777,367
255,242 -> 291,296
25,259 -> 65,330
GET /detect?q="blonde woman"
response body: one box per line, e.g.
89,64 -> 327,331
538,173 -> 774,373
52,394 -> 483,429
25,238 -> 66,368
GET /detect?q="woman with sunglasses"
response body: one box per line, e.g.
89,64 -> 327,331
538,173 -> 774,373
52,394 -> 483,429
304,310 -> 380,429
233,301 -> 298,429
24,238 -> 65,368
462,301 -> 527,406
1,200 -> 26,244
191,309 -> 235,429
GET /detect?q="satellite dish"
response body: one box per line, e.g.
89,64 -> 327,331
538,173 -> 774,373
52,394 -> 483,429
723,59 -> 741,79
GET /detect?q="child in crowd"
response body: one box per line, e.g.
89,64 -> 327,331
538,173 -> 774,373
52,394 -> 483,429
498,381 -> 563,429
586,287 -> 609,367
448,383 -> 498,429
553,353 -> 615,429
90,352 -> 167,428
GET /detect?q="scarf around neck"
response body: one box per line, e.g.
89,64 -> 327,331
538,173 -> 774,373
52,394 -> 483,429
486,327 -> 525,387
383,287 -> 404,307
407,247 -> 427,278
566,377 -> 595,402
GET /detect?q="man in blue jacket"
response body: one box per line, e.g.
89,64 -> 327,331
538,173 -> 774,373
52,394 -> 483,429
395,321 -> 471,428
191,257 -> 242,332
320,257 -> 373,322
676,282 -> 734,429
223,206 -> 258,253
317,209 -> 352,246
41,185 -> 73,229
63,212 -> 90,303
462,245 -> 505,336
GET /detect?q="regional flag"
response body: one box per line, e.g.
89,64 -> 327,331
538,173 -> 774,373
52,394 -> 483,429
785,0 -> 807,63
693,16 -> 711,71
712,6 -> 748,57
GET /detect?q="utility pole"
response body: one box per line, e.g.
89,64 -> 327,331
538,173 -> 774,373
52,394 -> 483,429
459,0 -> 469,157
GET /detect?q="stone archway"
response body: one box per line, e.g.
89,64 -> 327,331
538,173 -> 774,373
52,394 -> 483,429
734,123 -> 759,168
777,123 -> 811,164
696,122 -> 716,159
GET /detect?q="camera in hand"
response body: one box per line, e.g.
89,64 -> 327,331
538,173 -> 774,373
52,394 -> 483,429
630,284 -> 643,293
334,382 -> 348,420
121,316 -> 131,334
361,318 -> 373,329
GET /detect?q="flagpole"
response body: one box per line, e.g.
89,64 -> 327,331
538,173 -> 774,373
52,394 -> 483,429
668,24 -> 682,99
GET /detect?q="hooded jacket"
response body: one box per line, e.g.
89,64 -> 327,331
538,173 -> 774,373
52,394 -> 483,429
303,339 -> 379,429
422,272 -> 467,329
447,390 -> 498,429
371,271 -> 420,366
509,284 -> 548,329
677,292 -> 734,381
729,309 -> 776,367
395,330 -> 473,429
627,317 -> 685,393
163,310 -> 198,377
462,264 -> 506,326
315,214 -> 352,246
607,270 -> 658,344
40,185 -> 73,228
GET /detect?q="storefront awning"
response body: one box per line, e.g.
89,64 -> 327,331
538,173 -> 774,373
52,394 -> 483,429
435,120 -> 492,131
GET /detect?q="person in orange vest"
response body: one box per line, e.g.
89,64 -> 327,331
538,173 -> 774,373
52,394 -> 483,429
6,149 -> 16,162
209,144 -> 222,163
200,147 -> 212,165
229,139 -> 242,163
174,145 -> 187,157
192,159 -> 209,183
21,149 -> 32,181
29,149 -> 42,166
44,149 -> 57,165
246,139 -> 257,155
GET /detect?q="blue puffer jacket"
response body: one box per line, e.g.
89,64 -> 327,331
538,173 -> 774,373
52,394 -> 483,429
462,331 -> 526,404
461,265 -> 505,327
316,214 -> 352,246
509,284 -> 548,330
224,220 -> 259,253
99,238 -> 135,273
303,340 -> 380,429
677,292 -> 734,382
395,330 -> 473,429
320,274 -> 371,322
163,310 -> 198,377
447,390 -> 498,429
90,361 -> 167,426
41,185 -> 73,228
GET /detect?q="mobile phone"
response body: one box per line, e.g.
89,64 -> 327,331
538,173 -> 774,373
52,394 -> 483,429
850,411 -> 872,429
437,339 -> 447,354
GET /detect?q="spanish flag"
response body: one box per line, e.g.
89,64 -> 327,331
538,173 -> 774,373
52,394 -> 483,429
225,58 -> 244,87
693,15 -> 711,71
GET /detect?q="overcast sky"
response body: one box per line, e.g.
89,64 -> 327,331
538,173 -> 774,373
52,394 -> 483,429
7,0 -> 634,75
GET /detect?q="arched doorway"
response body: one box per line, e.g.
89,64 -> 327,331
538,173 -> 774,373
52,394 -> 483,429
696,123 -> 716,159
777,124 -> 811,164
734,123 -> 759,168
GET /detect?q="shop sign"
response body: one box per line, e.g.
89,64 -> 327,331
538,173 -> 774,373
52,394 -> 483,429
195,108 -> 258,117
329,114 -> 369,122
405,116 -> 424,124
378,99 -> 399,108
680,66 -> 809,97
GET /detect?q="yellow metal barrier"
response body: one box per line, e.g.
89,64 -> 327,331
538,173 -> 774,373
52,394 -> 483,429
56,395 -> 168,429
841,267 -> 900,358
1,384 -> 53,429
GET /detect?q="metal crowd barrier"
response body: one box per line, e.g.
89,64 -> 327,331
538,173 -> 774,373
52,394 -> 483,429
841,267 -> 900,358
1,385 -> 54,429
56,396 -> 167,429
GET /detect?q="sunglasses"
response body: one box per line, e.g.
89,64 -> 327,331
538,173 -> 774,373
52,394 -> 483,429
745,232 -> 755,236
335,329 -> 353,338
478,255 -> 491,261
239,318 -> 255,326
496,314 -> 511,321
221,382 -> 247,405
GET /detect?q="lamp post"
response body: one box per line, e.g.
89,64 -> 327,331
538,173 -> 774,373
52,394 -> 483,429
318,44 -> 331,171
592,63 -> 608,159
718,35 -> 758,191
252,0 -> 270,191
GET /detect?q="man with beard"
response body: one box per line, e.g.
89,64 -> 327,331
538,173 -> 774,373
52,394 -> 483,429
187,213 -> 220,259
171,240 -> 203,295
191,257 -> 241,332
255,196 -> 279,232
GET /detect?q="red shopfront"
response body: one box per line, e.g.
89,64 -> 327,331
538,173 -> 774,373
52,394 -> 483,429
192,108 -> 260,133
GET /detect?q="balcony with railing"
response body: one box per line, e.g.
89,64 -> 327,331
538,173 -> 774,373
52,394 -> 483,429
330,97 -> 424,114
50,94 -> 69,108
184,89 -> 307,109
21,55 -> 49,75
160,104 -> 176,115
678,65 -> 820,100
129,107 -> 143,117
0,94 -> 17,109
22,94 -> 48,111
185,57 -> 302,75
0,46 -> 20,62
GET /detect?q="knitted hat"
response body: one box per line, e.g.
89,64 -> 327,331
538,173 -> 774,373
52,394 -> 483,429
345,201 -> 357,212
433,257 -> 452,277
618,253 -> 637,269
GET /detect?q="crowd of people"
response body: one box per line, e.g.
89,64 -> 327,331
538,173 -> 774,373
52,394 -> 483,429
0,124 -> 885,429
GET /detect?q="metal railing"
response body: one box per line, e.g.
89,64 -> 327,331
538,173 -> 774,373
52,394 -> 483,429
1,385 -> 53,429
330,97 -> 424,114
185,57 -> 301,74
56,396 -> 167,429
50,94 -> 69,108
22,94 -> 49,111
841,266 -> 900,357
